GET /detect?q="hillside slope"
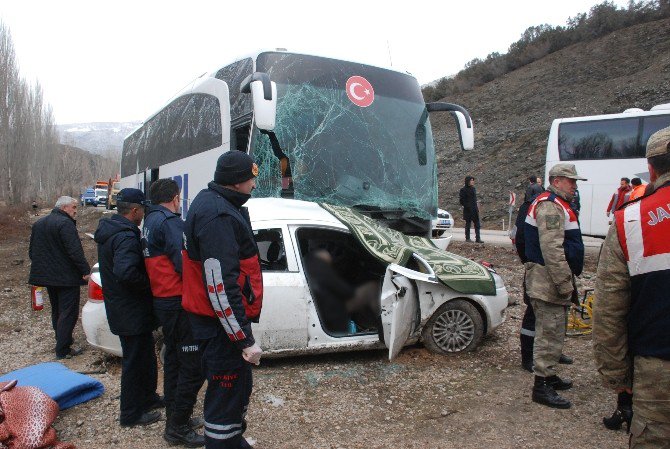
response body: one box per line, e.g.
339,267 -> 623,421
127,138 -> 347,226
57,121 -> 140,155
431,17 -> 670,226
54,144 -> 118,197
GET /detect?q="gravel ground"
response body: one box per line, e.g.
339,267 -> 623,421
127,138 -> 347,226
0,207 -> 628,448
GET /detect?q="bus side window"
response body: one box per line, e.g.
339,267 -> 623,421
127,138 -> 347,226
640,115 -> 670,152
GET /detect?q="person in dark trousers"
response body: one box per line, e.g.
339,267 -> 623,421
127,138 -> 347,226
524,175 -> 543,203
143,179 -> 205,447
29,196 -> 90,359
94,188 -> 162,427
32,200 -> 38,216
459,175 -> 483,243
183,151 -> 264,449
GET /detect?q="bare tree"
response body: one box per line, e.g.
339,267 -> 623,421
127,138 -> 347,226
0,21 -> 110,205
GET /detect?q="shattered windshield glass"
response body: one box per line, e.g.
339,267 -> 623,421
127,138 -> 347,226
251,52 -> 437,220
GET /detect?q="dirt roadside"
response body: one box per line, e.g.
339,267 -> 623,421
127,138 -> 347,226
0,207 -> 627,448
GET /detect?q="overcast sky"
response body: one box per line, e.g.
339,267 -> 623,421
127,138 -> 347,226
1,0 -> 629,124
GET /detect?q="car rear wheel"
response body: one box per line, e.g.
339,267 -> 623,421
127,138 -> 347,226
422,299 -> 484,354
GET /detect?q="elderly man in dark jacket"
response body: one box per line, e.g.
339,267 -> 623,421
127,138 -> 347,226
29,196 -> 90,359
94,188 -> 162,427
459,175 -> 483,243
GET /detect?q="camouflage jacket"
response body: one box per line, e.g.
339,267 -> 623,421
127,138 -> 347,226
593,171 -> 670,390
524,185 -> 576,305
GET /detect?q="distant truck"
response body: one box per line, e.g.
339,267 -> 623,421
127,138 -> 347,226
106,180 -> 120,210
94,181 -> 108,206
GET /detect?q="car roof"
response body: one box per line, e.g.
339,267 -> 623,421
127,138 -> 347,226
247,198 -> 345,228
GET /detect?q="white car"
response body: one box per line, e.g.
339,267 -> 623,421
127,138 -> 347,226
431,208 -> 454,237
83,198 -> 508,360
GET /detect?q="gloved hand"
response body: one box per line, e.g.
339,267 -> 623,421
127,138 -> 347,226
242,343 -> 263,365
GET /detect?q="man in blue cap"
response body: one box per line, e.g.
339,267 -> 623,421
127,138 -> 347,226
183,151 -> 264,448
94,188 -> 163,427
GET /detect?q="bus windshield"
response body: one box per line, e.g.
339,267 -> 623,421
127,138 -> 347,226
252,52 -> 437,220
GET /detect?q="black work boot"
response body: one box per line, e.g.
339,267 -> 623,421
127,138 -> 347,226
164,412 -> 205,447
603,391 -> 633,431
188,416 -> 204,429
546,375 -> 573,390
603,405 -> 633,431
532,376 -> 571,409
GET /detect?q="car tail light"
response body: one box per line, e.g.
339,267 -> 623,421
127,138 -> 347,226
88,278 -> 104,301
480,260 -> 497,273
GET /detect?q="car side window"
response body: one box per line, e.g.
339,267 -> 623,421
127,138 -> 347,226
254,228 -> 288,272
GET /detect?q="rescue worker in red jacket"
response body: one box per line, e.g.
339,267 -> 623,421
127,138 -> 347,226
143,178 -> 205,447
606,177 -> 632,218
182,151 -> 263,449
594,126 -> 670,447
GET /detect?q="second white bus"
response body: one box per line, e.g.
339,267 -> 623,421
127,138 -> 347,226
545,103 -> 670,237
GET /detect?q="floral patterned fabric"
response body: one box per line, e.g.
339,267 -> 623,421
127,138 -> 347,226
320,204 -> 496,295
0,381 -> 74,449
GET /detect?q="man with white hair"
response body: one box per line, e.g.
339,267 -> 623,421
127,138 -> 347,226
29,196 -> 91,359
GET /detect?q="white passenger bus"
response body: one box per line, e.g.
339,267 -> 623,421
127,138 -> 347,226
544,104 -> 670,237
120,50 -> 474,236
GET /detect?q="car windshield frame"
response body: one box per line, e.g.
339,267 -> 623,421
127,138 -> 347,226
251,52 -> 438,220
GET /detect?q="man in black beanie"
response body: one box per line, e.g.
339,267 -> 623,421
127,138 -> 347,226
182,151 -> 264,448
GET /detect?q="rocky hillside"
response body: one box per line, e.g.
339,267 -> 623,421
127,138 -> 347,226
431,17 -> 670,227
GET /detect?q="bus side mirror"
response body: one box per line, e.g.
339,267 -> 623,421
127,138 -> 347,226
426,102 -> 474,151
451,111 -> 474,150
241,72 -> 277,131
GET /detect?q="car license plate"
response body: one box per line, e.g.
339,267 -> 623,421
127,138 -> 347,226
439,219 -> 448,225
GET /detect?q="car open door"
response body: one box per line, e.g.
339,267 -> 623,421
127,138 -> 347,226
381,256 -> 438,360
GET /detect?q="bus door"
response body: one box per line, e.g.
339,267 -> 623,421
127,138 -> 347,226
141,168 -> 160,201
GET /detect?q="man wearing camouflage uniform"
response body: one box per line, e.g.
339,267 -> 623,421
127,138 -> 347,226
594,126 -> 670,447
524,163 -> 586,409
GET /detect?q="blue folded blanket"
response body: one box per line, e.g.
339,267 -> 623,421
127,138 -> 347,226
0,362 -> 104,410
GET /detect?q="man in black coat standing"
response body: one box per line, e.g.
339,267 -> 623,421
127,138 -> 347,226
94,188 -> 162,427
524,175 -> 544,203
459,175 -> 483,243
29,196 -> 90,359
